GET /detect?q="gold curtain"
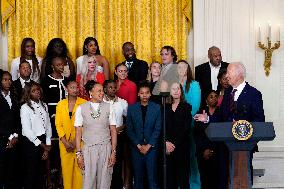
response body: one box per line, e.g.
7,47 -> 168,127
8,0 -> 191,74
96,0 -> 191,74
1,0 -> 16,31
8,0 -> 96,68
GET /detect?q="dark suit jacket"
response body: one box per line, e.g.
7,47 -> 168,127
0,91 -> 21,137
122,58 -> 149,86
126,101 -> 162,147
207,83 -> 264,188
195,61 -> 229,107
13,78 -> 36,103
211,82 -> 265,122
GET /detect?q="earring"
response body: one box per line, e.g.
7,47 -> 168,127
90,94 -> 92,99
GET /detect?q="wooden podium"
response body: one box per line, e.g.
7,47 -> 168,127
206,122 -> 275,189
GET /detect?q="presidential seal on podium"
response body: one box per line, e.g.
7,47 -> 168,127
232,120 -> 253,141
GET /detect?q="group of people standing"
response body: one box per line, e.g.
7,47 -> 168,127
0,35 -> 265,189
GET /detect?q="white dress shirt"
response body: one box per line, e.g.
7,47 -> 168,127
209,62 -> 221,90
2,91 -> 12,108
74,102 -> 117,127
21,101 -> 52,146
103,96 -> 128,128
19,77 -> 31,88
233,81 -> 246,101
10,56 -> 42,82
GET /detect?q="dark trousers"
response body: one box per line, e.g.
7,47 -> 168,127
111,132 -> 125,189
197,154 -> 219,189
166,144 -> 190,189
22,135 -> 46,189
131,146 -> 158,189
0,136 -> 20,189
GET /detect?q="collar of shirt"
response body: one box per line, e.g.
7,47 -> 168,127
233,81 -> 246,101
1,90 -> 10,97
2,90 -> 12,109
125,61 -> 133,69
31,100 -> 42,107
117,79 -> 129,87
20,77 -> 31,88
209,61 -> 222,69
103,96 -> 118,104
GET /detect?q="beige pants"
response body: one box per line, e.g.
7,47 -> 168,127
83,142 -> 113,189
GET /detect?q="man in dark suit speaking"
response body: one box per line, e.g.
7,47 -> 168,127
121,42 -> 149,86
194,62 -> 265,189
195,46 -> 229,107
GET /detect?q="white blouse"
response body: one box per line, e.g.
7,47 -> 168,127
74,102 -> 117,127
10,56 -> 42,83
103,97 -> 128,128
21,101 -> 52,146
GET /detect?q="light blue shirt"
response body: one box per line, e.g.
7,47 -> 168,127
183,80 -> 201,119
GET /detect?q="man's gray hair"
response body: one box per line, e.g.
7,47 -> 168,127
231,62 -> 246,78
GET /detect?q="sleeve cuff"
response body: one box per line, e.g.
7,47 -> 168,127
8,133 -> 18,140
34,138 -> 42,146
46,138 -> 51,145
205,116 -> 210,123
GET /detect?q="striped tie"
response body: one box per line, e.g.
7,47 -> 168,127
230,89 -> 237,112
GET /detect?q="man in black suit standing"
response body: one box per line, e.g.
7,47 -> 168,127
195,46 -> 229,107
13,61 -> 36,103
121,42 -> 149,86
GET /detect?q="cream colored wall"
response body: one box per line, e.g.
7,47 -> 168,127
0,26 -> 9,71
192,0 -> 284,188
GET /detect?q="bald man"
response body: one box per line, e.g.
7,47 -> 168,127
194,63 -> 265,189
195,46 -> 229,108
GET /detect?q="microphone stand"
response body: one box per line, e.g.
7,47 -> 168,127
159,92 -> 170,189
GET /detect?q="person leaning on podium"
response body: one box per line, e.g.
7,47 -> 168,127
194,62 -> 265,189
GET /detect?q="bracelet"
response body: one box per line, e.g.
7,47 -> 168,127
76,151 -> 83,158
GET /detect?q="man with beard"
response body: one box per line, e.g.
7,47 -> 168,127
120,42 -> 148,86
195,46 -> 229,108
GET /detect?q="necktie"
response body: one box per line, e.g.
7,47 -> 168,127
24,81 -> 29,88
126,61 -> 133,69
230,89 -> 237,112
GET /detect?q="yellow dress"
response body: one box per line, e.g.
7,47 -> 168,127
55,97 -> 86,189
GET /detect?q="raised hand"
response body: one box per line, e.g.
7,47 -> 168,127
194,110 -> 209,122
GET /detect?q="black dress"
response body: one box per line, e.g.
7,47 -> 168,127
194,107 -> 229,189
165,102 -> 192,189
41,74 -> 67,187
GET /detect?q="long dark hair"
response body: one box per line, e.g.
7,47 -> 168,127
43,38 -> 69,77
83,37 -> 101,55
177,60 -> 194,93
21,82 -> 45,111
20,38 -> 40,78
